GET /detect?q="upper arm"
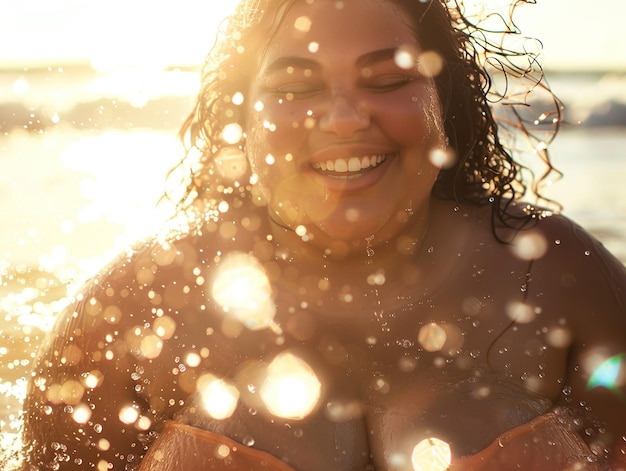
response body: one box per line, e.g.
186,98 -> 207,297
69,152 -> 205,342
24,262 -> 171,470
22,276 -> 157,470
532,216 -> 626,463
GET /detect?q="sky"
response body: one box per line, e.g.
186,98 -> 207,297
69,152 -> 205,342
0,0 -> 625,71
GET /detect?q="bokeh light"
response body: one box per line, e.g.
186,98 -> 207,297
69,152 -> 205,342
418,323 -> 447,352
411,438 -> 452,471
510,232 -> 548,261
211,252 -> 277,331
260,352 -> 321,420
197,374 -> 240,420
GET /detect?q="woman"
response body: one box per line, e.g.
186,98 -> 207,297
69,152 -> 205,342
21,0 -> 626,469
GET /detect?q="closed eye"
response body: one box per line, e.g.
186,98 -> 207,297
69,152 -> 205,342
261,80 -> 325,99
361,74 -> 417,92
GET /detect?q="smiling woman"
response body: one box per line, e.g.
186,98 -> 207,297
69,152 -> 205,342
11,0 -> 626,470
245,3 -> 444,244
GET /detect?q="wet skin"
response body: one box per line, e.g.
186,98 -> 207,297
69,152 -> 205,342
23,0 -> 626,469
24,199 -> 626,470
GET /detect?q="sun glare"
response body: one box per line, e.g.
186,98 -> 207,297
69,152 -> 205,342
0,2 -> 243,453
0,1 -> 241,69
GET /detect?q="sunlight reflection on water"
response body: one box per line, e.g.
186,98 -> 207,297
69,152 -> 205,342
0,126 -> 180,452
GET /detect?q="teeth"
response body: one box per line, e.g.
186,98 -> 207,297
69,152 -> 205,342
312,155 -> 386,173
335,159 -> 348,172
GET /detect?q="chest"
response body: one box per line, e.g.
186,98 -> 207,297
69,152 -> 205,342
140,251 -> 572,470
273,268 -> 570,394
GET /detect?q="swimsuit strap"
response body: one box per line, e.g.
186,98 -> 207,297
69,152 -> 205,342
451,411 -> 601,470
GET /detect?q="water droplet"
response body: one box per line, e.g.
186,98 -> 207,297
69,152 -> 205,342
243,435 -> 255,446
584,250 -> 591,256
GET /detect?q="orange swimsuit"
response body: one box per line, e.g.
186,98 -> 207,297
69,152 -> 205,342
139,412 -> 601,470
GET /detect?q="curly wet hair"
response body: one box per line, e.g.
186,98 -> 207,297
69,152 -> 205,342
168,0 -> 563,231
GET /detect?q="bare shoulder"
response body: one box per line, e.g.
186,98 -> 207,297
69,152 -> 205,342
519,214 -> 626,462
524,213 -> 626,310
22,222 -> 268,469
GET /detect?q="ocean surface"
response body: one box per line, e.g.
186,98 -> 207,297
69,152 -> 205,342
1,65 -> 625,460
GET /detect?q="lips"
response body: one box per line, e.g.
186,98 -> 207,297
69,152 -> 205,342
310,154 -> 389,179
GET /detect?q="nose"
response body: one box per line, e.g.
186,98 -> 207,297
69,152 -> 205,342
318,95 -> 370,137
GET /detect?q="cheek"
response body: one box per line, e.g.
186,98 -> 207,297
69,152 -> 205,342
249,98 -> 313,158
246,103 -> 308,185
374,90 -> 445,147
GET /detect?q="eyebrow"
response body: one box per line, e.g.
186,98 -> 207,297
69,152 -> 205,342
261,48 -> 401,75
356,48 -> 399,68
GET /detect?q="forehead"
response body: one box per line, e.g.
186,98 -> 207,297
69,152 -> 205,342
260,0 -> 418,65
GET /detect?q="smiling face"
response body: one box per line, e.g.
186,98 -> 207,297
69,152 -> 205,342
246,0 -> 446,248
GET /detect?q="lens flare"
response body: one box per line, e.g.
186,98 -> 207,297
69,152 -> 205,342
418,323 -> 447,352
411,438 -> 452,471
588,354 -> 624,391
211,252 -> 277,331
260,352 -> 321,420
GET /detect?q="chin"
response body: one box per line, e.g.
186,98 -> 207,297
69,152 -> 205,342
315,215 -> 388,244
